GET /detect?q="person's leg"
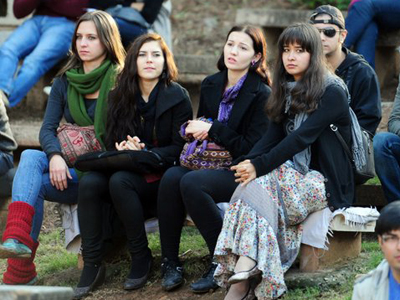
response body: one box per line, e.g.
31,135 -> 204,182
0,167 -> 16,198
7,16 -> 75,107
181,169 -> 238,293
157,166 -> 191,290
76,172 -> 110,289
109,171 -> 158,289
374,132 -> 400,202
0,152 -> 13,177
353,21 -> 378,68
0,17 -> 41,96
345,0 -> 375,49
114,17 -> 147,48
181,169 -> 238,256
2,149 -> 79,284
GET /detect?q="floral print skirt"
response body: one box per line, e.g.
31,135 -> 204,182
214,162 -> 328,299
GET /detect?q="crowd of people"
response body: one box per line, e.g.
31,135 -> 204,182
0,1 -> 398,300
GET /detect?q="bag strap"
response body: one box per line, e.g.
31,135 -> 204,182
330,124 -> 354,162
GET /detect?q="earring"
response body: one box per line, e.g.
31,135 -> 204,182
251,60 -> 256,66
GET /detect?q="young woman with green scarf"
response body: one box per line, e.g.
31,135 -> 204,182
0,10 -> 125,286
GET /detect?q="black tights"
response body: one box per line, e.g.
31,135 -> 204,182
157,166 -> 238,261
78,171 -> 158,264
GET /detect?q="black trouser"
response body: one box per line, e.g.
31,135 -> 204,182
157,166 -> 238,261
78,171 -> 158,264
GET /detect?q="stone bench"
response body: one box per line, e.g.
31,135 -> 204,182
236,8 -> 400,100
0,285 -> 73,300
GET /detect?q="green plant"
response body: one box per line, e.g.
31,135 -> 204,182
287,0 -> 351,10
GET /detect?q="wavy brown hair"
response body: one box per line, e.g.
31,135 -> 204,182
57,10 -> 125,76
105,33 -> 178,149
266,23 -> 328,122
217,25 -> 271,86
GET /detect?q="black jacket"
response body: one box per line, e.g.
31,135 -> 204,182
246,84 -> 354,210
336,47 -> 382,134
141,82 -> 193,167
198,70 -> 271,159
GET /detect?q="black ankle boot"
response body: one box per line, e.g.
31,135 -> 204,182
124,250 -> 153,290
161,258 -> 184,291
190,262 -> 219,293
73,263 -> 106,299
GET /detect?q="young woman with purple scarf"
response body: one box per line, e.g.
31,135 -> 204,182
157,25 -> 272,294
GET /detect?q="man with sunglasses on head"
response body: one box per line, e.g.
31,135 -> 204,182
352,201 -> 400,300
309,5 -> 381,135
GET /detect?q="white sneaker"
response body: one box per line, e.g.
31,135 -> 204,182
0,90 -> 9,107
43,86 -> 52,96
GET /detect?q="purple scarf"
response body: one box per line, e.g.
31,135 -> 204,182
217,73 -> 248,124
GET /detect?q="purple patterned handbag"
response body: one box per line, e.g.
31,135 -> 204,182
179,119 -> 232,170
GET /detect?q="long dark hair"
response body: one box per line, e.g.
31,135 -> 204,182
217,25 -> 271,86
105,33 -> 178,149
266,23 -> 327,122
57,10 -> 125,76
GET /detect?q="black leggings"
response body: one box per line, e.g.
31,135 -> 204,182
78,171 -> 158,264
157,166 -> 238,261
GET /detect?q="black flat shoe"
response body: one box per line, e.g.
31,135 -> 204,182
161,258 -> 184,291
73,264 -> 106,299
190,262 -> 219,294
124,259 -> 153,290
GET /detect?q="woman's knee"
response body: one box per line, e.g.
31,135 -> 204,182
79,172 -> 109,199
20,149 -> 47,164
374,132 -> 399,152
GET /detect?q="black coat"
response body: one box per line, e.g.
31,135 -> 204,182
139,82 -> 193,167
198,70 -> 271,159
246,84 -> 355,210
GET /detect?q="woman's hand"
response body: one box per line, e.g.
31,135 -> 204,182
49,154 -> 72,191
231,159 -> 257,186
115,136 -> 145,151
185,120 -> 211,140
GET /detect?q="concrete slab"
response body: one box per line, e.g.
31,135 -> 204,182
0,285 -> 73,300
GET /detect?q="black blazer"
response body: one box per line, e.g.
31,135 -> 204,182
197,70 -> 271,159
143,82 -> 193,167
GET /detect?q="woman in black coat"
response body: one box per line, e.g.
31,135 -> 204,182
74,33 -> 192,299
157,25 -> 271,294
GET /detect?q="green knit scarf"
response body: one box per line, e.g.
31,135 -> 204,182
66,59 -> 116,149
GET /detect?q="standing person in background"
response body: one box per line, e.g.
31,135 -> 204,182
75,33 -> 192,299
0,10 -> 125,286
345,0 -> 400,69
309,4 -> 381,135
0,0 -> 89,107
157,25 -> 271,294
214,23 -> 354,300
374,76 -> 400,203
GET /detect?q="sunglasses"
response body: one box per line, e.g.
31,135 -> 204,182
317,28 -> 340,38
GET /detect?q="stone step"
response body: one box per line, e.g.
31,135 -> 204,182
0,285 -> 73,300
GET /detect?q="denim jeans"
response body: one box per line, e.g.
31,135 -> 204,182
114,17 -> 147,47
12,150 -> 79,242
345,0 -> 400,69
0,15 -> 75,107
373,132 -> 400,202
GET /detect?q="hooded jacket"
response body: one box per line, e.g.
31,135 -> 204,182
336,47 -> 382,134
352,259 -> 389,300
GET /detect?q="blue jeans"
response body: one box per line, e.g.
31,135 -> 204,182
12,150 -> 79,242
345,0 -> 400,69
373,132 -> 400,202
0,15 -> 75,107
114,17 -> 147,47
